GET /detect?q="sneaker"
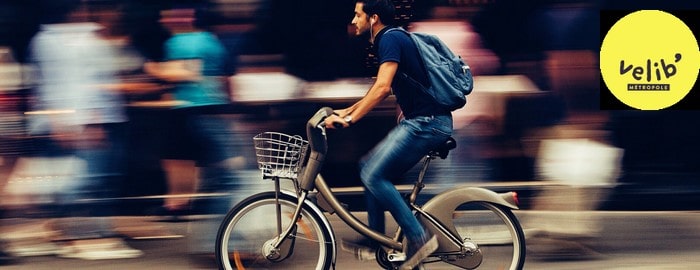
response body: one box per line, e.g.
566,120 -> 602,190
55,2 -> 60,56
6,240 -> 60,257
400,235 -> 438,270
340,238 -> 377,261
0,249 -> 16,265
57,238 -> 143,260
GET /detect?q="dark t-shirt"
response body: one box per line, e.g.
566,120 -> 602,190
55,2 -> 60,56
376,27 -> 448,118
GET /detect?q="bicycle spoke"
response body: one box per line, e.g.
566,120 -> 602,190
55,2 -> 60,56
449,202 -> 525,270
216,192 -> 333,270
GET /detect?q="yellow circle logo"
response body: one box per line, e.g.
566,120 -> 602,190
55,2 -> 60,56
600,10 -> 700,110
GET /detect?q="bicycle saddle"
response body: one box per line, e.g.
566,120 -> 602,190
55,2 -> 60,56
430,137 -> 457,159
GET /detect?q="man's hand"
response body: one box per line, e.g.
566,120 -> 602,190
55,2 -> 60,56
52,125 -> 106,149
325,110 -> 350,129
144,60 -> 202,83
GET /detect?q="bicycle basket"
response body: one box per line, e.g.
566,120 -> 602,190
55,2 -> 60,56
253,132 -> 308,179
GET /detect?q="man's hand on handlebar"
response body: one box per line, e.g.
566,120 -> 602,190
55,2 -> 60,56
324,110 -> 350,129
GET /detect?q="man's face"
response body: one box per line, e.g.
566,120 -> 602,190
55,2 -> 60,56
351,3 -> 370,36
159,8 -> 195,32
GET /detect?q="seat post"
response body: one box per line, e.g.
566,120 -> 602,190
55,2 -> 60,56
407,155 -> 434,203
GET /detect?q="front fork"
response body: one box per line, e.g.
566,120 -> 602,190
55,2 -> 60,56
263,177 -> 306,261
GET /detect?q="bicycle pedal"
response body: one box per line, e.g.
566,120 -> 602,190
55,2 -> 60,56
340,239 -> 376,261
387,251 -> 406,262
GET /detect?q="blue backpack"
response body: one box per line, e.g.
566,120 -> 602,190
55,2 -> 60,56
388,28 -> 474,111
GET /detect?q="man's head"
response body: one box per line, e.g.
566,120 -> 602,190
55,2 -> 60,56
351,0 -> 395,36
159,2 -> 211,33
159,8 -> 196,33
39,0 -> 83,24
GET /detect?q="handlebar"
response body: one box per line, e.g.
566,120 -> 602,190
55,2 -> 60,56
297,107 -> 335,191
332,122 -> 345,129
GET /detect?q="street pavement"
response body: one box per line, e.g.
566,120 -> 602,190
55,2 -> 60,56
0,210 -> 698,269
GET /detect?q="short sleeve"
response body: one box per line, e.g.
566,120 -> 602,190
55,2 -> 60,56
164,36 -> 201,61
377,31 -> 403,64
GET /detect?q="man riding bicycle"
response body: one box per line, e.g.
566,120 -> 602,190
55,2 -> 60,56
324,1 -> 453,269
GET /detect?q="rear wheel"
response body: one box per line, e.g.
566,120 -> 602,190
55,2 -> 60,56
215,192 -> 334,270
449,202 -> 525,269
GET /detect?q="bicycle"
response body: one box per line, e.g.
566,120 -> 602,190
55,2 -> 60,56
215,107 -> 526,270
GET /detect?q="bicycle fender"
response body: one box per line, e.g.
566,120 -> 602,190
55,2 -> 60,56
419,187 -> 518,253
423,186 -> 518,213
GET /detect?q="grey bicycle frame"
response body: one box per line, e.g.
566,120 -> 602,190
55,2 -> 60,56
270,107 -> 519,259
313,158 -> 519,252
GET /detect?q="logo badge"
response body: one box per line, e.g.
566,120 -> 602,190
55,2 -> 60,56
600,10 -> 700,110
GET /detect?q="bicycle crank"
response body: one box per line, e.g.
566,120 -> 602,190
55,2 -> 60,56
441,239 -> 482,269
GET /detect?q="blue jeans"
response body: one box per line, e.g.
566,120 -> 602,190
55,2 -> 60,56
37,123 -> 127,239
186,114 -> 238,215
360,114 -> 452,245
182,113 -> 242,254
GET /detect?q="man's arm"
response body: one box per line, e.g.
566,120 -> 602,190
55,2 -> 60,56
144,59 -> 202,83
326,61 -> 398,128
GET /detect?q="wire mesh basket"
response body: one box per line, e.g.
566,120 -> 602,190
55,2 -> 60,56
253,132 -> 309,179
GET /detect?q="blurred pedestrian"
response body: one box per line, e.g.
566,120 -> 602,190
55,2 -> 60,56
324,1 -> 453,269
0,249 -> 12,265
27,0 -> 141,260
143,1 -> 240,261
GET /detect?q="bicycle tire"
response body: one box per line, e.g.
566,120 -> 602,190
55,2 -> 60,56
215,192 -> 334,270
447,201 -> 526,270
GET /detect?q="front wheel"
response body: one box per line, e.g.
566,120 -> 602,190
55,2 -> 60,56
215,192 -> 334,270
449,202 -> 526,269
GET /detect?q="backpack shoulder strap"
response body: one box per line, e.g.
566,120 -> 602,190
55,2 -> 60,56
383,27 -> 410,37
382,27 -> 431,90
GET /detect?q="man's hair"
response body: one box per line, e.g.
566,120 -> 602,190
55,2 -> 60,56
358,0 -> 395,26
39,0 -> 82,24
164,1 -> 219,29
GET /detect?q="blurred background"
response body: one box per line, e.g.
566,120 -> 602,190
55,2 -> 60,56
0,0 -> 699,268
1,0 -> 688,208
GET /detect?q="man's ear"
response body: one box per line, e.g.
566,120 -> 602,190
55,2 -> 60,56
370,14 -> 377,24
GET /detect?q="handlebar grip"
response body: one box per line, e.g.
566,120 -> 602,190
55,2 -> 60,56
319,107 -> 335,119
300,107 -> 335,191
